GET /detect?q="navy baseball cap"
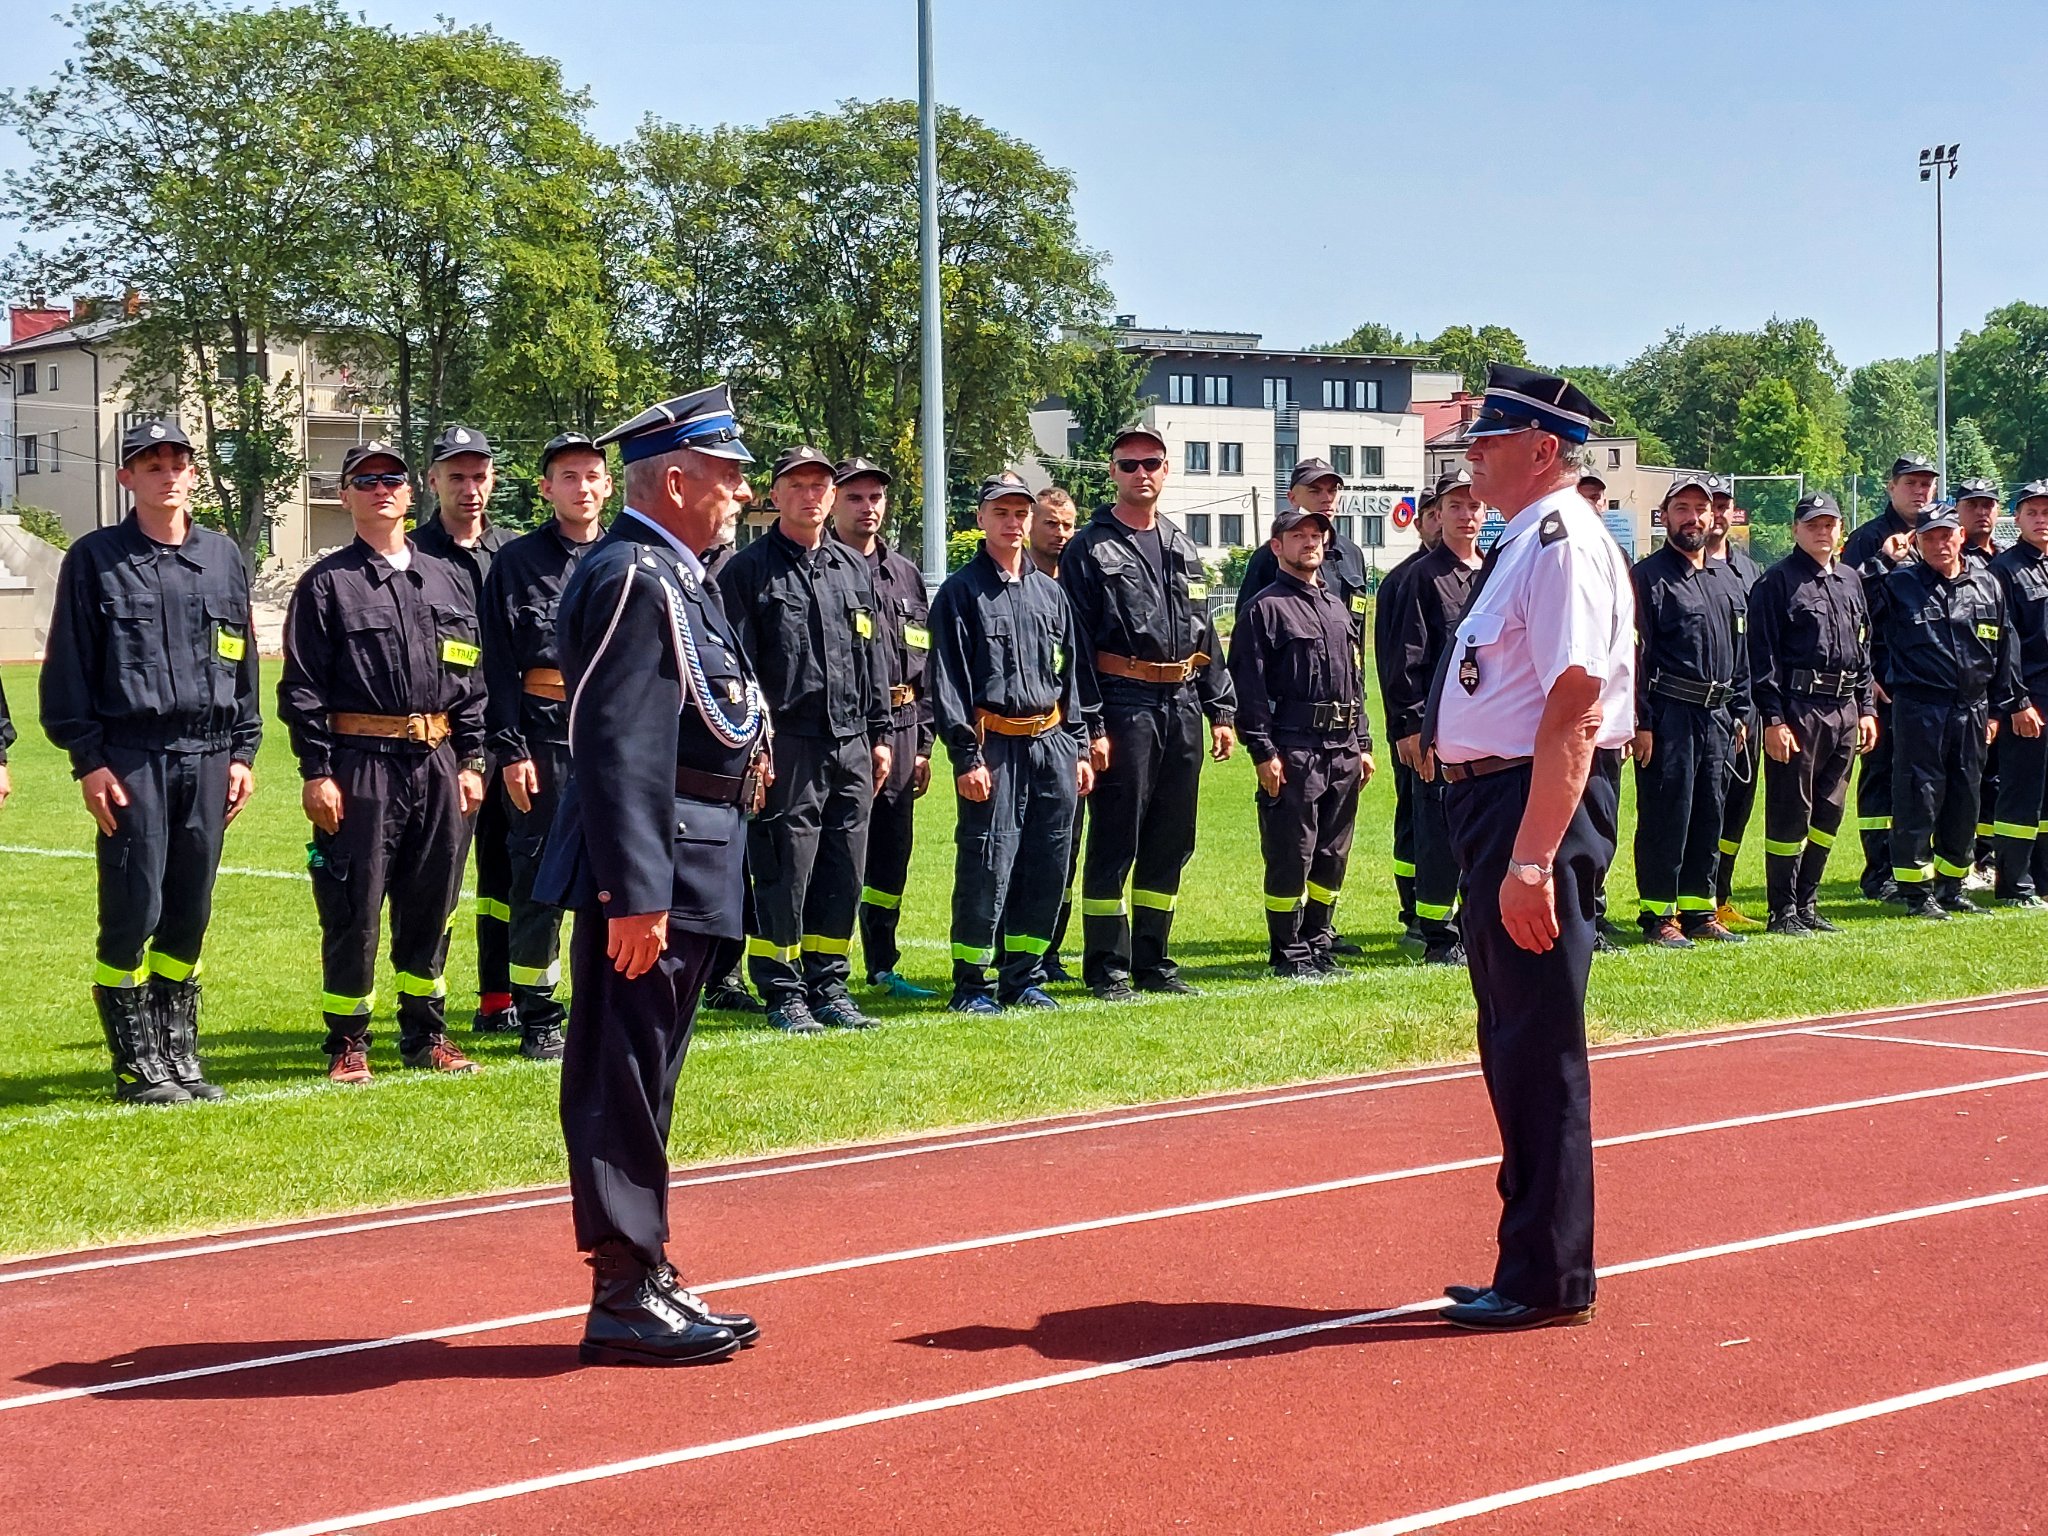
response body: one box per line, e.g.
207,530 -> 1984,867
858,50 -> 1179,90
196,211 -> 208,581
119,419 -> 193,464
1795,492 -> 1842,522
1917,502 -> 1962,531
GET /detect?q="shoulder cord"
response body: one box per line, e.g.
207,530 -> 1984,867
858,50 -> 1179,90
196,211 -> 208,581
659,565 -> 768,749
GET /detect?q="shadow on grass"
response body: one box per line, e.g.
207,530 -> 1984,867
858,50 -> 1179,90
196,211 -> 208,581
900,1298 -> 1454,1365
18,1337 -> 585,1401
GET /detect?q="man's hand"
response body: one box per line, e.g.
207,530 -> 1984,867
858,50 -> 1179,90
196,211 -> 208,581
608,912 -> 667,979
225,762 -> 256,824
80,766 -> 130,836
1395,733 -> 1424,773
1255,756 -> 1285,797
302,776 -> 344,835
1211,723 -> 1236,762
1873,679 -> 1891,706
1089,736 -> 1111,774
1857,713 -> 1881,754
1764,723 -> 1799,764
911,755 -> 932,796
2015,705 -> 2044,740
957,764 -> 992,803
458,768 -> 485,817
750,752 -> 772,815
1360,752 -> 1376,786
1500,866 -> 1561,955
503,757 -> 540,814
1882,531 -> 1910,564
0,764 -> 11,810
1632,729 -> 1654,767
872,742 -> 893,793
1988,717 -> 2002,747
1076,758 -> 1096,797
1734,719 -> 1748,751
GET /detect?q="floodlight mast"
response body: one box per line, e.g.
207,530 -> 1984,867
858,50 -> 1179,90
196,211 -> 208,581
1919,143 -> 1960,490
917,0 -> 946,587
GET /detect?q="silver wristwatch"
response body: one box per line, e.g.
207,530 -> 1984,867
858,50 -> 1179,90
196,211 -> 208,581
1507,858 -> 1551,886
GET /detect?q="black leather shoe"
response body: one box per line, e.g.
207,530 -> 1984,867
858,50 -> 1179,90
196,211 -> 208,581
1421,941 -> 1467,966
1766,912 -> 1811,937
1439,1288 -> 1595,1331
703,981 -> 765,1014
1136,975 -> 1200,996
766,1001 -> 826,1035
1938,891 -> 1986,915
1796,907 -> 1839,933
1442,1283 -> 1487,1305
1907,894 -> 1950,921
812,997 -> 879,1029
581,1250 -> 741,1366
654,1265 -> 759,1348
1005,986 -> 1060,1009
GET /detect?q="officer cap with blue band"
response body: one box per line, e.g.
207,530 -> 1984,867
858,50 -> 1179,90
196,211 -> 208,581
1463,363 -> 1614,445
595,383 -> 754,465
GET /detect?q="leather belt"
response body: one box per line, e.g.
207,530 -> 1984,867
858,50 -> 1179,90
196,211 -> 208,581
330,711 -> 450,747
976,705 -> 1063,739
1647,672 -> 1735,709
676,764 -> 754,808
1276,700 -> 1360,733
523,667 -> 567,701
1790,668 -> 1862,699
1095,650 -> 1210,684
1437,754 -> 1532,783
890,682 -> 919,710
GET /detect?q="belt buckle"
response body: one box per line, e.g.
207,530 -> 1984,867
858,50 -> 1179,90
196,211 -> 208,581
405,714 -> 432,743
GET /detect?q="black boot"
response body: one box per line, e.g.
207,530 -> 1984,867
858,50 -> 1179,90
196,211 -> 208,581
94,984 -> 190,1105
514,981 -> 567,1060
579,1242 -> 741,1366
151,977 -> 225,1100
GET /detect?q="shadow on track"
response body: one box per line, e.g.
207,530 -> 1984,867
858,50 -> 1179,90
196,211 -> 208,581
898,1298 -> 1454,1364
17,1337 -> 583,1401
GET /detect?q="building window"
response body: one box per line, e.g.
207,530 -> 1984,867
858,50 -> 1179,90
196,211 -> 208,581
1329,445 -> 1354,477
19,435 -> 38,473
1337,515 -> 1357,543
1201,375 -> 1232,406
1275,444 -> 1297,477
1168,373 -> 1196,404
1321,379 -> 1348,409
18,363 -> 36,395
1354,380 -> 1381,411
1361,445 -> 1384,477
1607,447 -> 1622,468
1263,377 -> 1292,408
1362,514 -> 1386,547
1185,441 -> 1210,474
1218,442 -> 1243,475
1220,512 -> 1245,546
1185,513 -> 1212,547
46,364 -> 58,392
1608,498 -> 1621,510
48,434 -> 61,473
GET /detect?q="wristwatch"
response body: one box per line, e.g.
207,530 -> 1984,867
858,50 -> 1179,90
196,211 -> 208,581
1507,858 -> 1551,886
462,756 -> 488,777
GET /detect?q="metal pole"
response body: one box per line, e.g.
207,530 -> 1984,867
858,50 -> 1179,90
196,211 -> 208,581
1935,162 -> 1948,492
917,0 -> 946,586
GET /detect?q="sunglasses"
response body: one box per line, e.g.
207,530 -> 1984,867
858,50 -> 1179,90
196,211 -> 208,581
1115,456 -> 1166,473
347,473 -> 408,490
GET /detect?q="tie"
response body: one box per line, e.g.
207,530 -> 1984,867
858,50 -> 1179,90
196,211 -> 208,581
1419,542 -> 1501,756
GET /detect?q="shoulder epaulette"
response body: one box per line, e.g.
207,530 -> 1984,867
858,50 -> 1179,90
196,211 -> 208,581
1539,511 -> 1568,547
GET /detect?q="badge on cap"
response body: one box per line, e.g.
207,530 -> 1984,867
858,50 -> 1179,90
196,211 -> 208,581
149,425 -> 165,440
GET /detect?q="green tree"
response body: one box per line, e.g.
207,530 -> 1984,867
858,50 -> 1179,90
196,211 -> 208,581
1616,319 -> 1844,476
1425,324 -> 1530,394
1946,417 -> 2004,485
1730,376 -> 1832,483
1845,358 -> 1934,479
1315,320 -> 1424,356
1951,302 -> 2048,482
1048,340 -> 1149,510
1,0 -> 362,555
1557,364 -> 1672,464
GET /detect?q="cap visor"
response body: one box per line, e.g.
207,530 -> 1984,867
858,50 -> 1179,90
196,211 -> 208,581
698,440 -> 755,463
1463,419 -> 1537,439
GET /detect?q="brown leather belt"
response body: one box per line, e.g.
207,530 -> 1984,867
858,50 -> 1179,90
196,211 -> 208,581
676,765 -> 750,807
1437,754 -> 1532,783
890,682 -> 919,709
523,667 -> 567,701
1094,650 -> 1210,684
330,711 -> 450,747
976,705 -> 1063,739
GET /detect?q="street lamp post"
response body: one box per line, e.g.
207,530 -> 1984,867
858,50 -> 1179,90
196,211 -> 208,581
1919,143 -> 1960,490
917,0 -> 946,587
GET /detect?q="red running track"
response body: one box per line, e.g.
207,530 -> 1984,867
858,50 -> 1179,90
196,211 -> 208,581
0,992 -> 2044,1534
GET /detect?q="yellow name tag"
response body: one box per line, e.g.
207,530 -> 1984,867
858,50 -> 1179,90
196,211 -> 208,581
216,631 -> 246,662
1349,594 -> 1368,614
1053,643 -> 1066,673
1735,613 -> 1746,633
904,623 -> 930,651
1978,623 -> 2000,641
854,611 -> 874,640
442,638 -> 480,667
1187,582 -> 1209,600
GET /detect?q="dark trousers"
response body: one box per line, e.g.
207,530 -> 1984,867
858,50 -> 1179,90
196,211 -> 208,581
1977,737 -> 2001,870
560,912 -> 729,1270
471,768 -> 512,999
857,715 -> 922,980
308,745 -> 473,1054
1856,699 -> 1895,893
1761,697 -> 1857,916
506,740 -> 572,1032
1445,754 -> 1615,1310
747,732 -> 872,1009
1632,698 -> 1732,924
1413,772 -> 1459,944
1890,692 -> 1989,890
93,744 -> 230,985
1081,693 -> 1203,988
1993,729 -> 2048,897
996,795 -> 1082,966
951,731 -> 1080,1000
1390,759 -> 1418,928
1257,744 -> 1362,967
1715,717 -> 1760,905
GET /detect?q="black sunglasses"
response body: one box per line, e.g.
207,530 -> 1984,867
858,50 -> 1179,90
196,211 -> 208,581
347,473 -> 408,490
1115,456 -> 1166,473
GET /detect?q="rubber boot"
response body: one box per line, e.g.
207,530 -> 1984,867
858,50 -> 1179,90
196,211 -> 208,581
94,984 -> 191,1105
151,977 -> 225,1100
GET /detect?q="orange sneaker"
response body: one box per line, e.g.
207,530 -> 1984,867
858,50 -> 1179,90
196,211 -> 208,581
1714,901 -> 1761,930
327,1046 -> 372,1084
400,1036 -> 481,1073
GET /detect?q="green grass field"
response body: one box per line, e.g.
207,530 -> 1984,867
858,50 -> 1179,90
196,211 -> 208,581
0,657 -> 2034,1258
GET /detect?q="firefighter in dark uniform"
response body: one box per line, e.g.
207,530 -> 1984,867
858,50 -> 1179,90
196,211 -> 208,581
1372,487 -> 1442,949
695,533 -> 763,1016
1577,468 -> 1626,952
1845,452 -> 1940,900
1990,481 -> 2048,904
930,474 -> 1094,1012
832,456 -> 937,1001
720,445 -> 893,1034
1746,492 -> 1877,935
1874,502 -> 2025,918
478,430 -> 609,1060
1059,425 -> 1236,1000
1631,473 -> 1751,947
1231,501 -> 1370,977
1957,477 -> 2005,879
1023,486 -> 1089,980
279,440 -> 489,1081
0,677 -> 12,808
39,419 -> 261,1103
1704,477 -> 1765,926
535,384 -> 767,1366
1386,472 -> 1485,964
413,424 -> 518,1032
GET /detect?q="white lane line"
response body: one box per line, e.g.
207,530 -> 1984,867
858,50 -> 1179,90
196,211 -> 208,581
1804,1028 -> 2048,1060
1341,1357 -> 2048,1535
13,1071 -> 2046,1412
0,843 -> 307,882
248,1184 -> 2048,1536
6,993 -> 2040,1286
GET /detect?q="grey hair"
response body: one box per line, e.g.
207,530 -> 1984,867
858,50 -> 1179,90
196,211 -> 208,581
623,446 -> 713,506
1555,439 -> 1596,477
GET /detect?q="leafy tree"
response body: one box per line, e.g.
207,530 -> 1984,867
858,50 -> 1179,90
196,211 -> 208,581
1047,341 -> 1149,510
1,0 -> 362,555
1730,376 -> 1832,484
1425,324 -> 1530,394
1615,319 -> 1844,477
1951,302 -> 2048,482
1315,320 -> 1424,356
1845,358 -> 1934,479
1557,364 -> 1672,464
1946,417 -> 2004,485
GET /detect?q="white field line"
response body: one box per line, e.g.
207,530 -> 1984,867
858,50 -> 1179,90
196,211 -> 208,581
1803,1027 -> 2048,1060
249,1184 -> 2048,1536
4,994 -> 2038,1285
9,1068 -> 2046,1413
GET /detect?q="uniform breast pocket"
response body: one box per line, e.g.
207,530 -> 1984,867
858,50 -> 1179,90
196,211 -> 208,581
432,603 -> 481,672
981,616 -> 1015,678
99,591 -> 161,675
1456,611 -> 1507,655
343,610 -> 403,679
514,600 -> 557,651
204,594 -> 249,706
845,597 -> 876,645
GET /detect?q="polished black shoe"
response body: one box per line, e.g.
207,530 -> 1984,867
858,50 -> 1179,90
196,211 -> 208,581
580,1249 -> 741,1367
703,980 -> 765,1014
1091,981 -> 1138,1003
1642,917 -> 1695,949
1421,941 -> 1467,966
1136,975 -> 1200,996
766,1001 -> 826,1035
470,1005 -> 519,1035
812,996 -> 880,1030
1766,912 -> 1811,937
520,1023 -> 567,1061
654,1265 -> 759,1348
1442,1283 -> 1487,1305
1271,961 -> 1324,982
1863,878 -> 1902,905
1439,1288 -> 1595,1332
1796,907 -> 1839,933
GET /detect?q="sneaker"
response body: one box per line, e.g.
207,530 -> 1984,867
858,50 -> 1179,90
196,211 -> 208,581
812,997 -> 880,1029
1643,918 -> 1695,949
1308,950 -> 1338,975
1591,931 -> 1621,955
1683,919 -> 1746,944
2003,891 -> 2048,909
869,970 -> 936,1000
470,1005 -> 518,1035
1964,865 -> 1997,893
1042,957 -> 1074,983
326,1046 -> 372,1084
766,1001 -> 825,1035
520,1024 -> 567,1061
1906,894 -> 1949,921
947,993 -> 1003,1015
703,981 -> 764,1014
1713,902 -> 1761,931
1937,891 -> 1987,915
1271,961 -> 1323,981
1766,912 -> 1811,937
1796,907 -> 1839,933
1328,938 -> 1366,957
1091,981 -> 1138,1003
1421,941 -> 1467,966
1135,975 -> 1200,996
400,1036 -> 481,1073
1006,986 -> 1060,1009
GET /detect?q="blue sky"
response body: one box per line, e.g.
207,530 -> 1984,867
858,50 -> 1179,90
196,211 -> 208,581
6,0 -> 2044,368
